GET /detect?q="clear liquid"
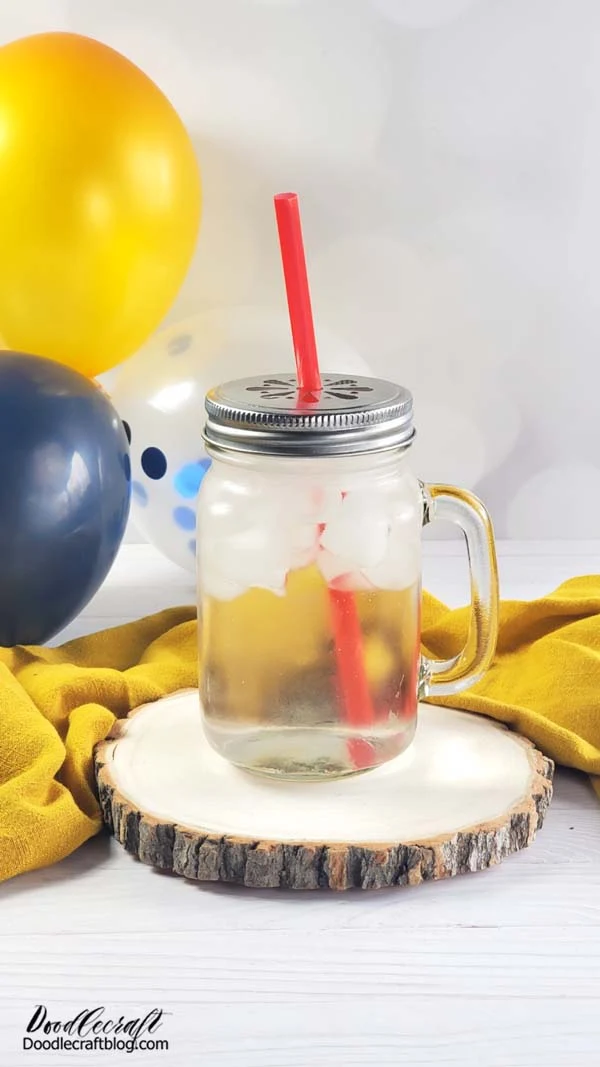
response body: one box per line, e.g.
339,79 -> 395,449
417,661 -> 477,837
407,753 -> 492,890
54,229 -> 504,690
199,565 -> 421,779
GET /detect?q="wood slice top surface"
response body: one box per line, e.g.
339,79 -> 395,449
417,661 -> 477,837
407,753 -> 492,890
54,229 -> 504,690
95,689 -> 554,891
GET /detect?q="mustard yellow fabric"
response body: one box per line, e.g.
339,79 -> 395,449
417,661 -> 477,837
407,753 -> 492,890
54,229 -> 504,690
0,607 -> 196,884
1,577 -> 599,884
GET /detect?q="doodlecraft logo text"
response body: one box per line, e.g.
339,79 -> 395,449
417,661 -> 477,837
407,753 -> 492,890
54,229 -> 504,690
22,1004 -> 170,1055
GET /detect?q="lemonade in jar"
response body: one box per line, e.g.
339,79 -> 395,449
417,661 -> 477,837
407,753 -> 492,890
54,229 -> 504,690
197,372 -> 498,779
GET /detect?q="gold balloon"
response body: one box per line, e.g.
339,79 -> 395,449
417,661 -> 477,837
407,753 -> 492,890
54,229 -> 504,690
0,32 -> 201,377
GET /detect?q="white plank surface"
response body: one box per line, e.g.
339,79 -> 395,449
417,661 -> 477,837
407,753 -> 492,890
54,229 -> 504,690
1,542 -> 599,1067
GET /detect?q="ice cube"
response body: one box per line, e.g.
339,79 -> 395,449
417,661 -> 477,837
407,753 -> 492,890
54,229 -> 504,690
201,524 -> 289,597
289,522 -> 319,570
319,491 -> 389,569
267,483 -> 340,572
201,568 -> 246,602
317,546 -> 355,584
199,469 -> 269,537
316,547 -> 374,591
364,534 -> 421,591
307,485 -> 343,525
278,482 -> 342,527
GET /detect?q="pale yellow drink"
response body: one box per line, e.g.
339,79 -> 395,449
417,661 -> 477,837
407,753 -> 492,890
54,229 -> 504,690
199,564 -> 420,777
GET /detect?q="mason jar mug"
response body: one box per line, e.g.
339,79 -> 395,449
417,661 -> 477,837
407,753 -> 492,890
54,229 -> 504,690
197,374 -> 499,780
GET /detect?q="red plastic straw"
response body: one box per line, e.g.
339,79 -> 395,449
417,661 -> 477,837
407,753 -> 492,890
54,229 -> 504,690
328,589 -> 378,770
273,192 -> 375,768
274,193 -> 322,394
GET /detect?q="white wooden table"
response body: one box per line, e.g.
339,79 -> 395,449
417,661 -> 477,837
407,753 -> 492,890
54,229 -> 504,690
0,542 -> 599,1067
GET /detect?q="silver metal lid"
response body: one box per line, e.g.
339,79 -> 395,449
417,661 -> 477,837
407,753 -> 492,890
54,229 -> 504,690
203,373 -> 415,457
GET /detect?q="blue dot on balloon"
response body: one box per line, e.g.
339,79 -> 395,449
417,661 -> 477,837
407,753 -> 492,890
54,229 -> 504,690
122,453 -> 131,481
173,506 -> 196,531
132,480 -> 148,506
188,538 -> 197,555
174,459 -> 211,499
141,446 -> 167,480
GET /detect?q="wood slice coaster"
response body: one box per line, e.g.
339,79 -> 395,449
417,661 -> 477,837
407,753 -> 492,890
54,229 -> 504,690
94,690 -> 553,891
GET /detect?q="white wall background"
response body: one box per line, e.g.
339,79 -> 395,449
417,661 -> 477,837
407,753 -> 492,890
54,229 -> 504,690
9,0 -> 600,538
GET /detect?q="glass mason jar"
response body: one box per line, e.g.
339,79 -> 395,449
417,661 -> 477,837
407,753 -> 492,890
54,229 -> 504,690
197,373 -> 499,780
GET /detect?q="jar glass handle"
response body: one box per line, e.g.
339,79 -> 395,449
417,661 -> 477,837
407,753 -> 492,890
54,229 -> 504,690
420,483 -> 499,697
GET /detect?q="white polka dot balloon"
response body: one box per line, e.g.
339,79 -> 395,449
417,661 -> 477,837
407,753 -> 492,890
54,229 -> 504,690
110,306 -> 372,572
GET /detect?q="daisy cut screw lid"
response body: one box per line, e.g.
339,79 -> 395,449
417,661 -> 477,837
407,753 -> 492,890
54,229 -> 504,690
203,373 -> 415,457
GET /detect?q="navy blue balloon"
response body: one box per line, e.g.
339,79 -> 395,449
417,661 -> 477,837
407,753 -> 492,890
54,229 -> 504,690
0,352 -> 131,645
